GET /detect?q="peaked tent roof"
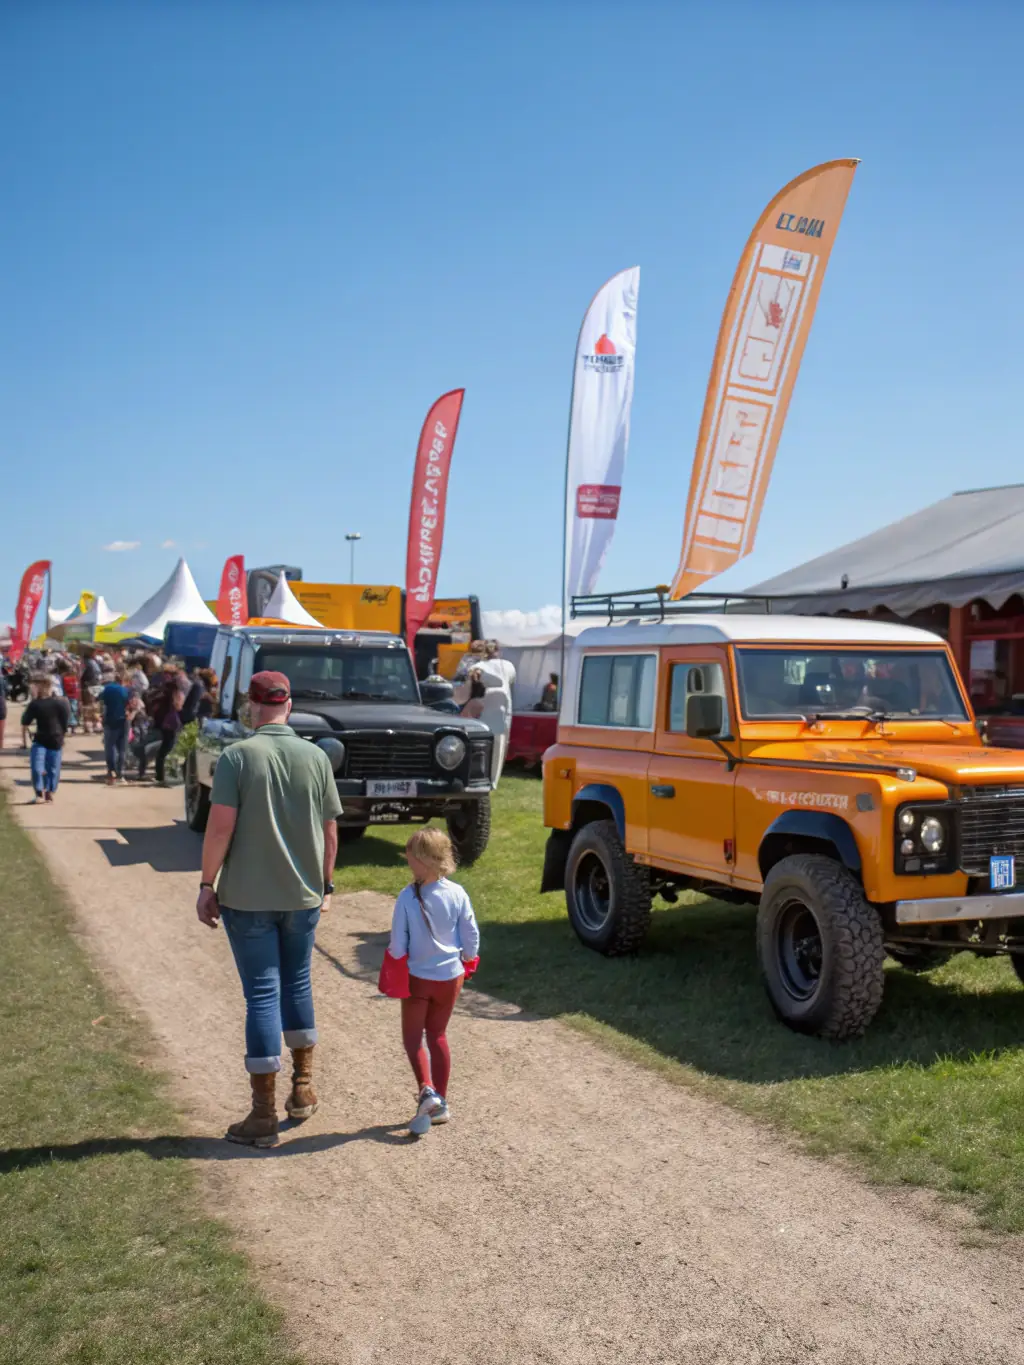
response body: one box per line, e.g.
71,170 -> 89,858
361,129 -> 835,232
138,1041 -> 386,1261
47,604 -> 77,629
747,485 -> 1024,616
76,596 -> 123,627
119,559 -> 218,640
262,572 -> 324,628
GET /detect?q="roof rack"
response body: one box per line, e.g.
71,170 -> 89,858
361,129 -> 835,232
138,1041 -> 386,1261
570,585 -> 774,622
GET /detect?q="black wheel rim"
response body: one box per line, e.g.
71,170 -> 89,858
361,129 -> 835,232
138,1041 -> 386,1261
574,851 -> 612,933
776,897 -> 823,1002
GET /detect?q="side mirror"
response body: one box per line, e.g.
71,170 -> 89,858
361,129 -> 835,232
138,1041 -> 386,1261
686,693 -> 723,739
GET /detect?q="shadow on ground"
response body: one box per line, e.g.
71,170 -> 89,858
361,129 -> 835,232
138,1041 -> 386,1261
476,900 -> 1024,1086
0,1124 -> 412,1172
336,834 -> 408,870
96,820 -> 202,873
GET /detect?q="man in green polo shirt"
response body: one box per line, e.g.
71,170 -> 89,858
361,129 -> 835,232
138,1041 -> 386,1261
196,670 -> 341,1147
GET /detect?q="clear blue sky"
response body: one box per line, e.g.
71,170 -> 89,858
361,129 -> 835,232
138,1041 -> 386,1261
4,1 -> 1023,623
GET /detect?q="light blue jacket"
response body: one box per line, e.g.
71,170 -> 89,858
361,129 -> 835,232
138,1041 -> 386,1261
388,879 -> 481,981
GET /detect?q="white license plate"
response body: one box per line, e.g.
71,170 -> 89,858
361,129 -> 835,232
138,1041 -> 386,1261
366,780 -> 417,799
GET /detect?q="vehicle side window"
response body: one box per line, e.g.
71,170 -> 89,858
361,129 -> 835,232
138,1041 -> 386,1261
668,663 -> 728,735
578,654 -> 656,729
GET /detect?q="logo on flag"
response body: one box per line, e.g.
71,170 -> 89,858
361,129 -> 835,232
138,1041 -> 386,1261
576,484 -> 622,520
583,333 -> 625,372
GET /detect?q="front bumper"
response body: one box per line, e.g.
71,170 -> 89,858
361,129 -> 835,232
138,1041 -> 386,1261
895,891 -> 1024,925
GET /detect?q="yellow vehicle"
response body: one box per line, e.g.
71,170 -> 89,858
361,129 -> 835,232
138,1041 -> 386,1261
541,589 -> 1024,1039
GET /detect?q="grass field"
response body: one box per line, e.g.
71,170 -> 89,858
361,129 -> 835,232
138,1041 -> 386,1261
339,772 -> 1024,1234
0,791 -> 301,1365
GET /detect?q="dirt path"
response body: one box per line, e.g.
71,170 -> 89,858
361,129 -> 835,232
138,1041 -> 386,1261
5,734 -> 1024,1363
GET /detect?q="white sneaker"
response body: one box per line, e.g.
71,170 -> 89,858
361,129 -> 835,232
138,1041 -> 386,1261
409,1086 -> 440,1137
430,1097 -> 450,1125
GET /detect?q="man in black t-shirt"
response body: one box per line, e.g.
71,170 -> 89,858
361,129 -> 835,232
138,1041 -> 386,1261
21,676 -> 71,803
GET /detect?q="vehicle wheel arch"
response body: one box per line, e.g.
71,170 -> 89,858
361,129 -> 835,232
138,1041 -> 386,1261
571,784 -> 626,841
758,811 -> 861,882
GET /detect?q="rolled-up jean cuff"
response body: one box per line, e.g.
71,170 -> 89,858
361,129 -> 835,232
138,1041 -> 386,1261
283,1028 -> 318,1049
245,1055 -> 282,1075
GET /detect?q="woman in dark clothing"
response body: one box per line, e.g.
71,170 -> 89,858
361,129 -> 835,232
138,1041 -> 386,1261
21,675 -> 71,803
138,672 -> 187,785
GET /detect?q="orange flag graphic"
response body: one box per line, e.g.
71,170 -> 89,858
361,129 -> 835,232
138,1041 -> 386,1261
670,160 -> 858,599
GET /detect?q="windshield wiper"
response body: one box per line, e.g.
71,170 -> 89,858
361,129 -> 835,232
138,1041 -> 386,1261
290,688 -> 341,700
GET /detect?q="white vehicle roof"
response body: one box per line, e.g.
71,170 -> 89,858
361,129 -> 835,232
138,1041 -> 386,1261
572,614 -> 944,649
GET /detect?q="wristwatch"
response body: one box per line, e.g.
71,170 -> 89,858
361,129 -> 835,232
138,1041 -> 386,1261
324,881 -> 335,895
199,881 -> 215,891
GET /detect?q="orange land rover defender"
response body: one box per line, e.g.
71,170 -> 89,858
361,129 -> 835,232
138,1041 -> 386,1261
541,590 -> 1024,1039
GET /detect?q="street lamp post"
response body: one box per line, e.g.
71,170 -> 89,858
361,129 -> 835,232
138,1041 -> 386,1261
345,532 -> 362,584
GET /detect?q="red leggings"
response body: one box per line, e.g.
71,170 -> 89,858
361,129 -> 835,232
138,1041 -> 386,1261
401,974 -> 463,1097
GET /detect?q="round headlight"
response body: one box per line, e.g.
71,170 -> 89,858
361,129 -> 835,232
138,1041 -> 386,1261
435,734 -> 466,770
317,737 -> 346,773
919,816 -> 945,853
900,838 -> 915,856
899,809 -> 916,833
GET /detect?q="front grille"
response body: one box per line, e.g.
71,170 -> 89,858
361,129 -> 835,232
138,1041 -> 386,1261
958,789 -> 1024,875
344,732 -> 436,780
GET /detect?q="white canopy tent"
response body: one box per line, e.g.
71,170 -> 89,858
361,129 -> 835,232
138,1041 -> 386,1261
482,620 -> 589,711
47,604 -> 76,631
261,571 -> 324,628
119,558 -> 218,641
48,596 -> 124,642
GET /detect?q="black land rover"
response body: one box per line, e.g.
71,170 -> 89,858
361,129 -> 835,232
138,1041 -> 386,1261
185,625 -> 493,864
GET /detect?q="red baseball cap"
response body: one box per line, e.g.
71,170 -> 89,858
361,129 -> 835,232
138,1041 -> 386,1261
249,670 -> 291,704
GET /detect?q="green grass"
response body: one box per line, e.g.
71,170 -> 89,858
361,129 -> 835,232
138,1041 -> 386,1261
0,791 -> 302,1365
339,772 -> 1024,1234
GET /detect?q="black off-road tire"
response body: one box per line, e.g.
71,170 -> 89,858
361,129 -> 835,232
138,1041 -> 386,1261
887,945 -> 949,973
184,753 -> 210,834
565,818 -> 651,956
757,854 -> 885,1040
336,824 -> 368,844
447,795 -> 491,866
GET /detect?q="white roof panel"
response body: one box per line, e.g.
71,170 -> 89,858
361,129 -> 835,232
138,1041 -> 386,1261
572,614 -> 943,649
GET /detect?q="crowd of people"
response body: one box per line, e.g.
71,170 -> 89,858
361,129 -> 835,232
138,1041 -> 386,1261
0,644 -> 218,802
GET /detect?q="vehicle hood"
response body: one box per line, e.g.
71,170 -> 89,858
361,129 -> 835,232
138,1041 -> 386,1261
745,739 -> 1024,788
287,701 -> 489,736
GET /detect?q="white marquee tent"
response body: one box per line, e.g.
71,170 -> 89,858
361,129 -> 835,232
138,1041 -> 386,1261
261,571 -> 324,628
118,558 -> 218,641
479,619 -> 589,711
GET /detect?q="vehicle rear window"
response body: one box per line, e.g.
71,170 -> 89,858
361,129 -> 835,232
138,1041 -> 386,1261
578,654 -> 656,729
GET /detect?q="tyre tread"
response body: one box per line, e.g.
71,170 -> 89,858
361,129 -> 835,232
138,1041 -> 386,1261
760,853 -> 885,1040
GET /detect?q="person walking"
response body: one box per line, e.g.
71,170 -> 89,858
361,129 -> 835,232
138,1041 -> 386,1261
21,675 -> 71,803
99,669 -> 132,785
473,641 -> 517,788
0,666 -> 7,751
195,671 -> 341,1148
80,650 -> 101,733
138,670 -> 186,785
389,828 -> 480,1137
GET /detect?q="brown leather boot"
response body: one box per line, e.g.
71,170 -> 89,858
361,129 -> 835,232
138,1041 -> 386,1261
226,1072 -> 279,1147
284,1046 -> 318,1120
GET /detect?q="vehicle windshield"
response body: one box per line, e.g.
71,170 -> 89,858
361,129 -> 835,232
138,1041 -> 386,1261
735,648 -> 969,721
255,646 -> 418,704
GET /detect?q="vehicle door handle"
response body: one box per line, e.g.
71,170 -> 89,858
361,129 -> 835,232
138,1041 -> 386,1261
650,784 -> 675,799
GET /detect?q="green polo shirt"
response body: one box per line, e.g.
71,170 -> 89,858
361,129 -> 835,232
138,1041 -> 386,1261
211,724 -> 343,912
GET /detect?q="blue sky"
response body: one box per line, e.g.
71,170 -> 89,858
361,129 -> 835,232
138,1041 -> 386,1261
3,1 -> 1023,624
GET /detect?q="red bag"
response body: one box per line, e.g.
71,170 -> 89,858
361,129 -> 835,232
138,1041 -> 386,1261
462,956 -> 480,979
378,950 -> 410,999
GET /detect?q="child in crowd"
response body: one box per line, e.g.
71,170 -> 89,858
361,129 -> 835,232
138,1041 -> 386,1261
388,828 -> 480,1136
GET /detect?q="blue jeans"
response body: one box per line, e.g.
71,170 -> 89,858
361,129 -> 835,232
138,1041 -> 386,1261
30,744 -> 62,794
103,721 -> 127,777
221,907 -> 320,1073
